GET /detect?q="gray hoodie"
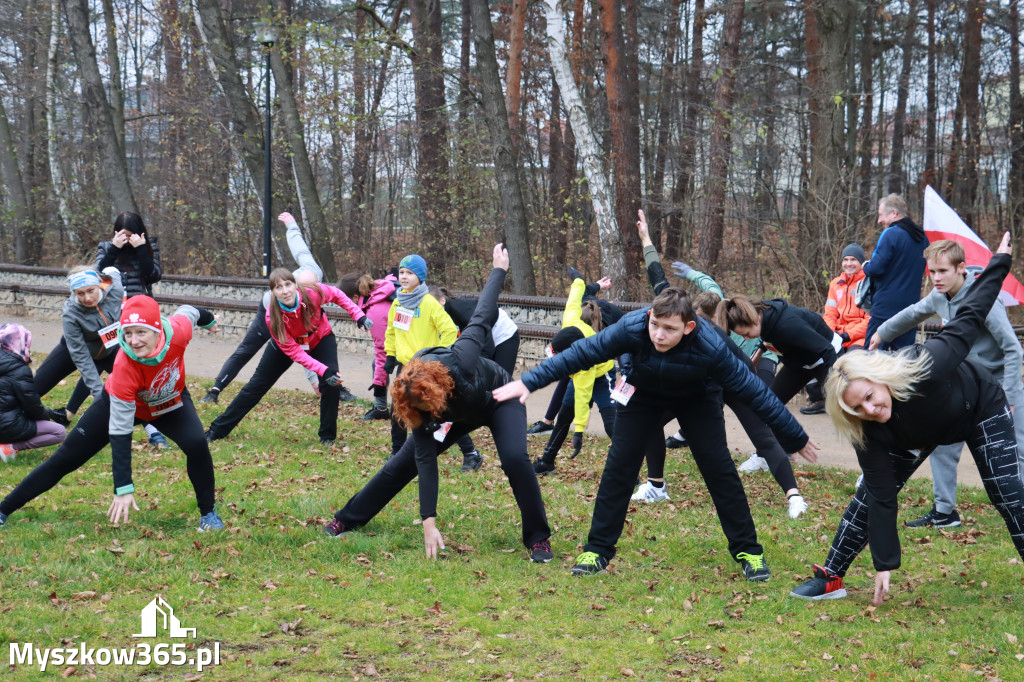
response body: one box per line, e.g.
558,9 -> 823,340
878,265 -> 1024,405
62,267 -> 125,400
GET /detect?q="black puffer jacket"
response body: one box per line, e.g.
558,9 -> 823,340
0,349 -> 49,442
758,298 -> 837,368
95,239 -> 162,298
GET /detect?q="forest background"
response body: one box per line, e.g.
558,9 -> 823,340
0,0 -> 1022,306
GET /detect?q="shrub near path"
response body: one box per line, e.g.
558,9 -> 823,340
0,377 -> 1022,680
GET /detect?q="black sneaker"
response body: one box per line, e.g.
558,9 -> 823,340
461,451 -> 483,472
533,459 -> 556,476
361,406 -> 390,421
736,552 -> 771,582
571,551 -> 609,575
148,432 -> 168,449
204,429 -> 220,443
0,511 -> 7,527
321,439 -> 336,447
665,434 -> 687,449
530,538 -> 554,563
790,564 -> 847,600
323,518 -> 349,537
200,389 -> 220,404
905,506 -> 962,529
337,386 -> 356,402
526,420 -> 554,436
799,400 -> 826,415
48,408 -> 71,427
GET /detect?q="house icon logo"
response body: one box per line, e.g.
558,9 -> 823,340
133,597 -> 196,639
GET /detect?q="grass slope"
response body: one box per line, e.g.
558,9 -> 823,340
1,374 -> 1022,680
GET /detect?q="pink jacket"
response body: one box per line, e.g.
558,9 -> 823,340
265,284 -> 366,377
352,278 -> 396,386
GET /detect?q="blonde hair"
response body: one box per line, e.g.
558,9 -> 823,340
824,348 -> 932,447
923,239 -> 966,267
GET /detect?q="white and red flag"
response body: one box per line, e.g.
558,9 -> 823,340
922,184 -> 1024,306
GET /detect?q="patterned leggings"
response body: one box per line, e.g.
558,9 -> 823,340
824,405 -> 1024,576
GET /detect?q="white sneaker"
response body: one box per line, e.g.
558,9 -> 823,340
631,481 -> 670,503
737,453 -> 769,473
787,494 -> 808,519
855,474 -> 864,489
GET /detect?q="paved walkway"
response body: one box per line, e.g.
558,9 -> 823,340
6,314 -> 984,489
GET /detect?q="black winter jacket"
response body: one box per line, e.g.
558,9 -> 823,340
0,349 -> 49,442
522,308 -> 808,454
95,239 -> 162,298
759,299 -> 837,368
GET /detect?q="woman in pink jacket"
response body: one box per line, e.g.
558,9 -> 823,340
206,269 -> 371,446
338,272 -> 397,420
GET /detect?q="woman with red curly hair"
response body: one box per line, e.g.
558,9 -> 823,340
323,245 -> 553,563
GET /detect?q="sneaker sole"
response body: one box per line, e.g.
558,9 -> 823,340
935,520 -> 962,528
633,496 -> 670,503
790,588 -> 847,600
571,567 -> 605,576
530,555 -> 553,563
746,574 -> 771,583
535,469 -> 556,477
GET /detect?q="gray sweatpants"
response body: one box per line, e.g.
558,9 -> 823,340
932,391 -> 1024,514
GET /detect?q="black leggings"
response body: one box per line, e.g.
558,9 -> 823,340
212,302 -> 271,392
0,391 -> 215,517
586,390 -> 762,562
823,405 -> 1024,576
33,337 -> 116,414
771,361 -> 831,405
492,331 -> 520,375
208,333 -> 341,441
335,398 -> 550,547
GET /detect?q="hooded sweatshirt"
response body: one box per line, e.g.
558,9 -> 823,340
62,267 -> 124,399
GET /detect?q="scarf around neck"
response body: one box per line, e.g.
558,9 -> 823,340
397,282 -> 428,310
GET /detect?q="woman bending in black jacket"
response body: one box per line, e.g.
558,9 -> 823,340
323,245 -> 553,562
791,233 -> 1024,605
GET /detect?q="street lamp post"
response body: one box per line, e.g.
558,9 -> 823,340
255,21 -> 279,277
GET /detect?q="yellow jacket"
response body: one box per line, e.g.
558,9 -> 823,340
563,279 -> 615,432
384,293 -> 459,364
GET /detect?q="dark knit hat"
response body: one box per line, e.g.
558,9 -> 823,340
550,326 -> 585,353
841,243 -> 866,264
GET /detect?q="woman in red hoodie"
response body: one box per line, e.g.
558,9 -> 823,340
206,269 -> 371,446
338,272 -> 397,420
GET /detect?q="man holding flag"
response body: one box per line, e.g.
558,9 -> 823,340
869,187 -> 1024,529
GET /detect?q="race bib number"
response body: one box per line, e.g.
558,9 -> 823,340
610,376 -> 636,405
433,421 -> 453,442
148,393 -> 182,416
98,322 -> 120,349
295,334 -> 310,351
393,306 -> 415,331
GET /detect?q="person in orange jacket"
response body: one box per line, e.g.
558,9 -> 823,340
801,243 -> 870,415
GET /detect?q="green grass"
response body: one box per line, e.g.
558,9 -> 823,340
1,373 -> 1022,680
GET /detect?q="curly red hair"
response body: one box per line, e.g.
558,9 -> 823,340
390,357 -> 454,430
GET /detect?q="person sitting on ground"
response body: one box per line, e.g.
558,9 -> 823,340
0,323 -> 66,463
791,233 -> 1024,604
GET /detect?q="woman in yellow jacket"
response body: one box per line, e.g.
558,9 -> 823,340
382,255 -> 482,469
532,276 -> 617,475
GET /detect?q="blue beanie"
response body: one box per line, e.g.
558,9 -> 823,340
399,254 -> 428,285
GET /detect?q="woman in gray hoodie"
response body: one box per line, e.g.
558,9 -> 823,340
33,266 -> 125,420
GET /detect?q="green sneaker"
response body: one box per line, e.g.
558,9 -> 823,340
736,552 -> 770,582
571,551 -> 609,576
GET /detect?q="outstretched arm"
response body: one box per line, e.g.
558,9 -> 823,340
450,244 -> 509,375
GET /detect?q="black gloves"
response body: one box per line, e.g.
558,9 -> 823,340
383,356 -> 397,375
49,407 -> 70,427
840,332 -> 851,343
567,265 -> 584,282
357,316 -> 374,331
570,432 -> 583,459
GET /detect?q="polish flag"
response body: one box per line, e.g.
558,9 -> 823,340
922,185 -> 1024,307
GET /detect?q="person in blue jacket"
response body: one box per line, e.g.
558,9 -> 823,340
862,193 -> 928,350
494,286 -> 819,582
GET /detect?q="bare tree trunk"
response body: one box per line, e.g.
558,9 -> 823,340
857,0 -> 876,209
409,0 -> 454,278
100,0 -> 126,158
887,0 -> 917,195
458,0 -> 472,124
597,0 -> 643,289
647,0 -> 683,251
349,6 -> 369,252
697,0 -> 744,269
0,98 -> 33,262
666,0 -> 703,261
468,0 -> 535,293
269,48 -> 337,281
921,0 -> 938,190
63,0 -> 137,213
193,0 -> 265,201
46,0 -> 72,239
543,0 -> 626,295
1009,0 -> 1024,241
505,0 -> 526,153
548,80 -> 568,267
946,0 -> 982,225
